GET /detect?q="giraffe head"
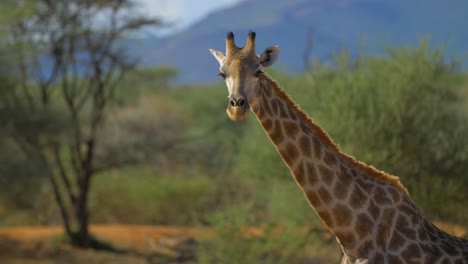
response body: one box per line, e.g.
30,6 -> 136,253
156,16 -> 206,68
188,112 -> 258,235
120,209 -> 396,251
209,31 -> 280,121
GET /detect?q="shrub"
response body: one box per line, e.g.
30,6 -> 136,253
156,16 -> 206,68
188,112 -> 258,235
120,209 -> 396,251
307,43 -> 468,222
90,170 -> 217,225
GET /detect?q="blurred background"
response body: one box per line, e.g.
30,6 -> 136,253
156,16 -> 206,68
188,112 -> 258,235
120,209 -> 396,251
0,0 -> 467,263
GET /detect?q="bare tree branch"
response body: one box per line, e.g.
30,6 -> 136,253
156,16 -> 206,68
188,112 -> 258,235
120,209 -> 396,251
92,121 -> 225,174
52,143 -> 77,205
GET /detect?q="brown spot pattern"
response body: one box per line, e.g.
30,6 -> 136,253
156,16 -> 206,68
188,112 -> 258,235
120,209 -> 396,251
283,121 -> 299,138
335,231 -> 356,247
270,98 -> 279,115
269,120 -> 284,143
317,210 -> 334,227
312,137 -> 323,159
401,243 -> 422,262
399,202 -> 420,224
387,254 -> 404,263
318,186 -> 332,205
256,105 -> 266,119
292,161 -> 306,186
376,208 -> 396,247
250,102 -> 260,113
287,107 -> 296,120
333,179 -> 348,200
262,86 -> 272,98
388,187 -> 401,204
277,100 -> 289,118
282,143 -> 299,166
298,135 -> 311,156
357,177 -> 375,191
389,231 -> 406,251
356,213 -> 374,237
318,164 -> 334,186
306,162 -> 319,185
417,224 -> 429,241
373,252 -> 384,263
299,121 -> 312,135
368,200 -> 381,220
338,165 -> 353,185
262,97 -> 273,116
440,258 -> 451,264
373,186 -> 392,205
305,190 -> 321,207
262,118 -> 272,131
323,151 -> 338,167
349,185 -> 367,210
422,244 -> 442,263
332,203 -> 353,226
440,240 -> 461,257
376,227 -> 389,249
396,214 -> 417,240
399,203 -> 414,217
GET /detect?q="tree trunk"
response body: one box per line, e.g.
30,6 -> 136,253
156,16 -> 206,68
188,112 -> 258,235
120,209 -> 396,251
73,139 -> 94,248
74,199 -> 90,247
48,173 -> 74,242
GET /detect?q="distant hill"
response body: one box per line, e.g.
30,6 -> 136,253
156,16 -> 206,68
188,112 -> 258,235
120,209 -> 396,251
130,0 -> 468,84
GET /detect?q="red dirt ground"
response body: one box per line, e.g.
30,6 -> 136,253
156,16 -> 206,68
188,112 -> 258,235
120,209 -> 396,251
0,225 -> 199,254
0,222 -> 465,264
0,225 -> 202,264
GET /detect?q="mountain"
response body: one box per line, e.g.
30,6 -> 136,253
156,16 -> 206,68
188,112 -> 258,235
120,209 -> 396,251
131,0 -> 468,84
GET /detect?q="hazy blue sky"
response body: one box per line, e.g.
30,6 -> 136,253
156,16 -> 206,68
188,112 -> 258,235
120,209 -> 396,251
136,0 -> 241,35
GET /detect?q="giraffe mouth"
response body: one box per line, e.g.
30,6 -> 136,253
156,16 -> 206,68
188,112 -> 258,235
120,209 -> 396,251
226,104 -> 250,121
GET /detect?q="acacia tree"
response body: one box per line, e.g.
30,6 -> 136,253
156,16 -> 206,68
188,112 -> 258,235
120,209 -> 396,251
0,0 -> 160,247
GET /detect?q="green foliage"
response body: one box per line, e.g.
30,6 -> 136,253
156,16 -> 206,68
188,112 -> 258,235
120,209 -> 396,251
196,176 -> 330,263
303,43 -> 467,221
116,67 -> 178,103
0,142 -> 48,208
90,169 -> 217,225
97,93 -> 191,170
197,193 -> 318,264
0,1 -> 36,34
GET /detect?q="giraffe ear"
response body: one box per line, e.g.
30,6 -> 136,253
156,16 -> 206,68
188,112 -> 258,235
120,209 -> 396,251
259,46 -> 280,67
209,49 -> 225,66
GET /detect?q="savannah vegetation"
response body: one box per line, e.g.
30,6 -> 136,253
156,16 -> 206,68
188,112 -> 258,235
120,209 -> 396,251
0,1 -> 467,263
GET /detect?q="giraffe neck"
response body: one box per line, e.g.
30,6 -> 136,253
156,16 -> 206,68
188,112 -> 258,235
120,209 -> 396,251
249,74 -> 422,255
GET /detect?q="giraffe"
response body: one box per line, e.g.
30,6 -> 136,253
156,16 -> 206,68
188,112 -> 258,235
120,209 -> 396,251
209,32 -> 468,264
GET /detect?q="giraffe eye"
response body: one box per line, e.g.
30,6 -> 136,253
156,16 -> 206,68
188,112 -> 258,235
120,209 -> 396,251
218,72 -> 226,79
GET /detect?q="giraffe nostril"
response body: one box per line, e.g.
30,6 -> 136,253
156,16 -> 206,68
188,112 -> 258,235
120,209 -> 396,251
238,99 -> 245,108
230,99 -> 236,107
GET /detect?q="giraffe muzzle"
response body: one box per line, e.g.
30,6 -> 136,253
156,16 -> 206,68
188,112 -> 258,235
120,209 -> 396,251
229,98 -> 246,108
226,97 -> 250,121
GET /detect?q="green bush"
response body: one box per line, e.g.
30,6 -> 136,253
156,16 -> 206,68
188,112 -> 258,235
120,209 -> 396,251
90,169 -> 217,225
310,43 -> 467,222
198,201 -> 318,263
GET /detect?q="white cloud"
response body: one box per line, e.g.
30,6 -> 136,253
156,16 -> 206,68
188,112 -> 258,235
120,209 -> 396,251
135,0 -> 241,35
137,0 -> 184,22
